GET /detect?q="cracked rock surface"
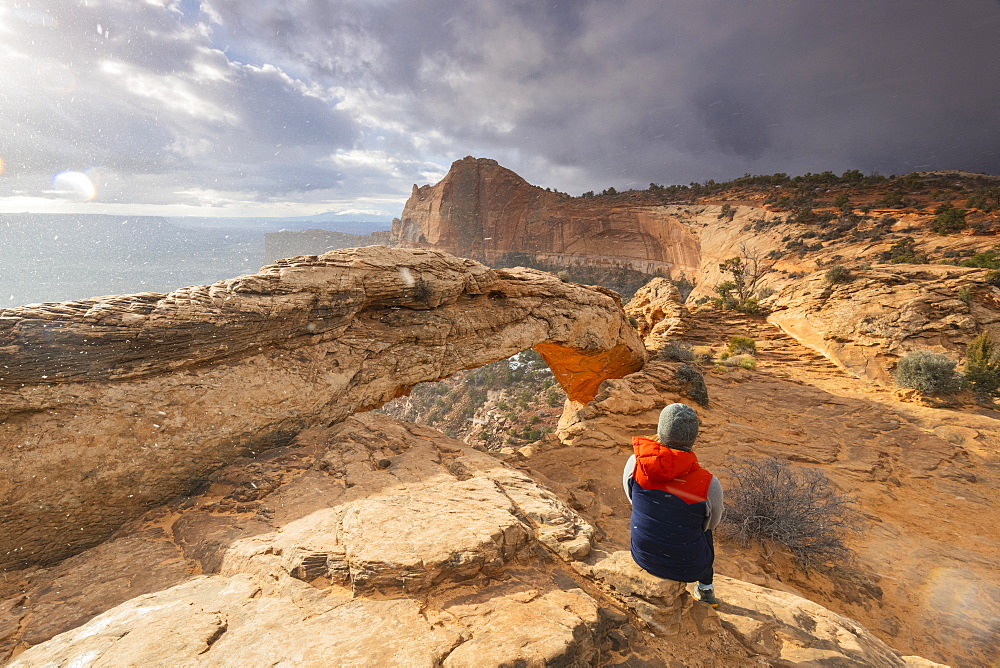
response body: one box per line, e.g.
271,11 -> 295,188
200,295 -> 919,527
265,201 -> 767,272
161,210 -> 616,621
2,414 -> 619,666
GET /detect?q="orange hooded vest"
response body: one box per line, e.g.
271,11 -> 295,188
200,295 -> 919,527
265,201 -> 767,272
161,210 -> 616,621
631,436 -> 713,503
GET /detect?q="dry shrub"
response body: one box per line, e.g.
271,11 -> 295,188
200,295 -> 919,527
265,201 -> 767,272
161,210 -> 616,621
657,341 -> 694,362
894,350 -> 961,394
675,364 -> 709,407
722,354 -> 756,370
824,264 -> 853,285
721,457 -> 864,571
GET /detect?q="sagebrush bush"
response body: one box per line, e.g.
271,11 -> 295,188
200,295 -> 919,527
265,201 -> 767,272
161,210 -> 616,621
728,336 -> 756,355
824,264 -> 852,285
893,350 -> 961,394
721,457 -> 864,570
657,341 -> 694,362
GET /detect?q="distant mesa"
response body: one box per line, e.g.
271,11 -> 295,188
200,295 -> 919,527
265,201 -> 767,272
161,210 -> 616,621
393,156 -> 699,276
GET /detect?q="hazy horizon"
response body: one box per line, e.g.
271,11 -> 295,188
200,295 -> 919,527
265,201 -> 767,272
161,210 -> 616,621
0,211 -> 393,307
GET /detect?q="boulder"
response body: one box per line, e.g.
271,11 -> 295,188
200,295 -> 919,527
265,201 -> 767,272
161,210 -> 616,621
624,277 -> 686,350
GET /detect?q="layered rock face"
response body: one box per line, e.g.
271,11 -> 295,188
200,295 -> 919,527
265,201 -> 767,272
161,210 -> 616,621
394,156 -> 703,275
624,277 -> 686,350
0,246 -> 644,570
768,264 -> 1000,384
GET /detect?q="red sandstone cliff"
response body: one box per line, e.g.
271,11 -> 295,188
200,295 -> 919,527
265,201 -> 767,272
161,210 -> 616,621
394,157 -> 702,276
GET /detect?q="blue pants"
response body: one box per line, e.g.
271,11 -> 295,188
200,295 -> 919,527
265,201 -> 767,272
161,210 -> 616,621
698,530 -> 715,586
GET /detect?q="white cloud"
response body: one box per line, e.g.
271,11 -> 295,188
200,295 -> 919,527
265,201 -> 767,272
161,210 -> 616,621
0,0 -> 376,215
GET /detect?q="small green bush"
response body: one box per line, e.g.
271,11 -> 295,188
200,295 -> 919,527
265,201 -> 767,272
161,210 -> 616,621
728,336 -> 756,355
824,265 -> 853,285
880,237 -> 927,264
735,297 -> 762,315
985,270 -> 1000,288
957,287 -> 972,306
545,389 -> 562,407
959,247 -> 1000,269
931,206 -> 967,235
894,350 -> 961,394
964,332 -> 1000,396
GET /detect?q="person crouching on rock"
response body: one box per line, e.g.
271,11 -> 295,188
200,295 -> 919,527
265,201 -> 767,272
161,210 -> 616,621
622,402 -> 724,607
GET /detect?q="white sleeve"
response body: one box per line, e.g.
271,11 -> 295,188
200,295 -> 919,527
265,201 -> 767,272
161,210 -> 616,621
622,454 -> 636,505
705,476 -> 724,531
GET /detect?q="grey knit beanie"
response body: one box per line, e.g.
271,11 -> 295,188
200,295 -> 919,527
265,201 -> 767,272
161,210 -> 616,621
657,403 -> 699,450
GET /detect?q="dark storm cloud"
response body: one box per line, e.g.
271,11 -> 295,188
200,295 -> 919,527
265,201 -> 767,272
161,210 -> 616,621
205,0 -> 1000,190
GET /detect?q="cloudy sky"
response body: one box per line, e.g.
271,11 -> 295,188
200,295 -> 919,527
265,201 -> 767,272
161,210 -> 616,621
1,0 -> 999,219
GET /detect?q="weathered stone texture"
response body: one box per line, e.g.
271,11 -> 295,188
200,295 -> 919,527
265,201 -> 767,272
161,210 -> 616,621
395,156 -> 703,275
769,264 -> 1000,384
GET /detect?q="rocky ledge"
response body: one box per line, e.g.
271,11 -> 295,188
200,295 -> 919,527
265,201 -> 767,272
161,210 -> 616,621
768,264 -> 1000,384
3,414 -> 943,667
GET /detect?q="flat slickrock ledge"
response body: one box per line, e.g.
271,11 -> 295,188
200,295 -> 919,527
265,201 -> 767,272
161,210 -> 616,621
2,414 -> 623,667
580,552 -> 947,667
0,246 -> 645,571
713,575 -> 948,667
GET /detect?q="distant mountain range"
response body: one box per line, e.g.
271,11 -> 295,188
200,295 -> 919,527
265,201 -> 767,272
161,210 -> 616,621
164,211 -> 394,235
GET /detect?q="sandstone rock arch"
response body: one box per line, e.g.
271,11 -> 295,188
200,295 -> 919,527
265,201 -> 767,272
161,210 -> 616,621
0,246 -> 645,570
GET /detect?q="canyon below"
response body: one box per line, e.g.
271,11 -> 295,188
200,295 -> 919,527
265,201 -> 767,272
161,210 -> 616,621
2,159 -> 999,666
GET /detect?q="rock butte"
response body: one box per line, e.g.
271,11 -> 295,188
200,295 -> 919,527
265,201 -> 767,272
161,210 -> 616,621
0,246 -> 644,571
395,156 -> 703,276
